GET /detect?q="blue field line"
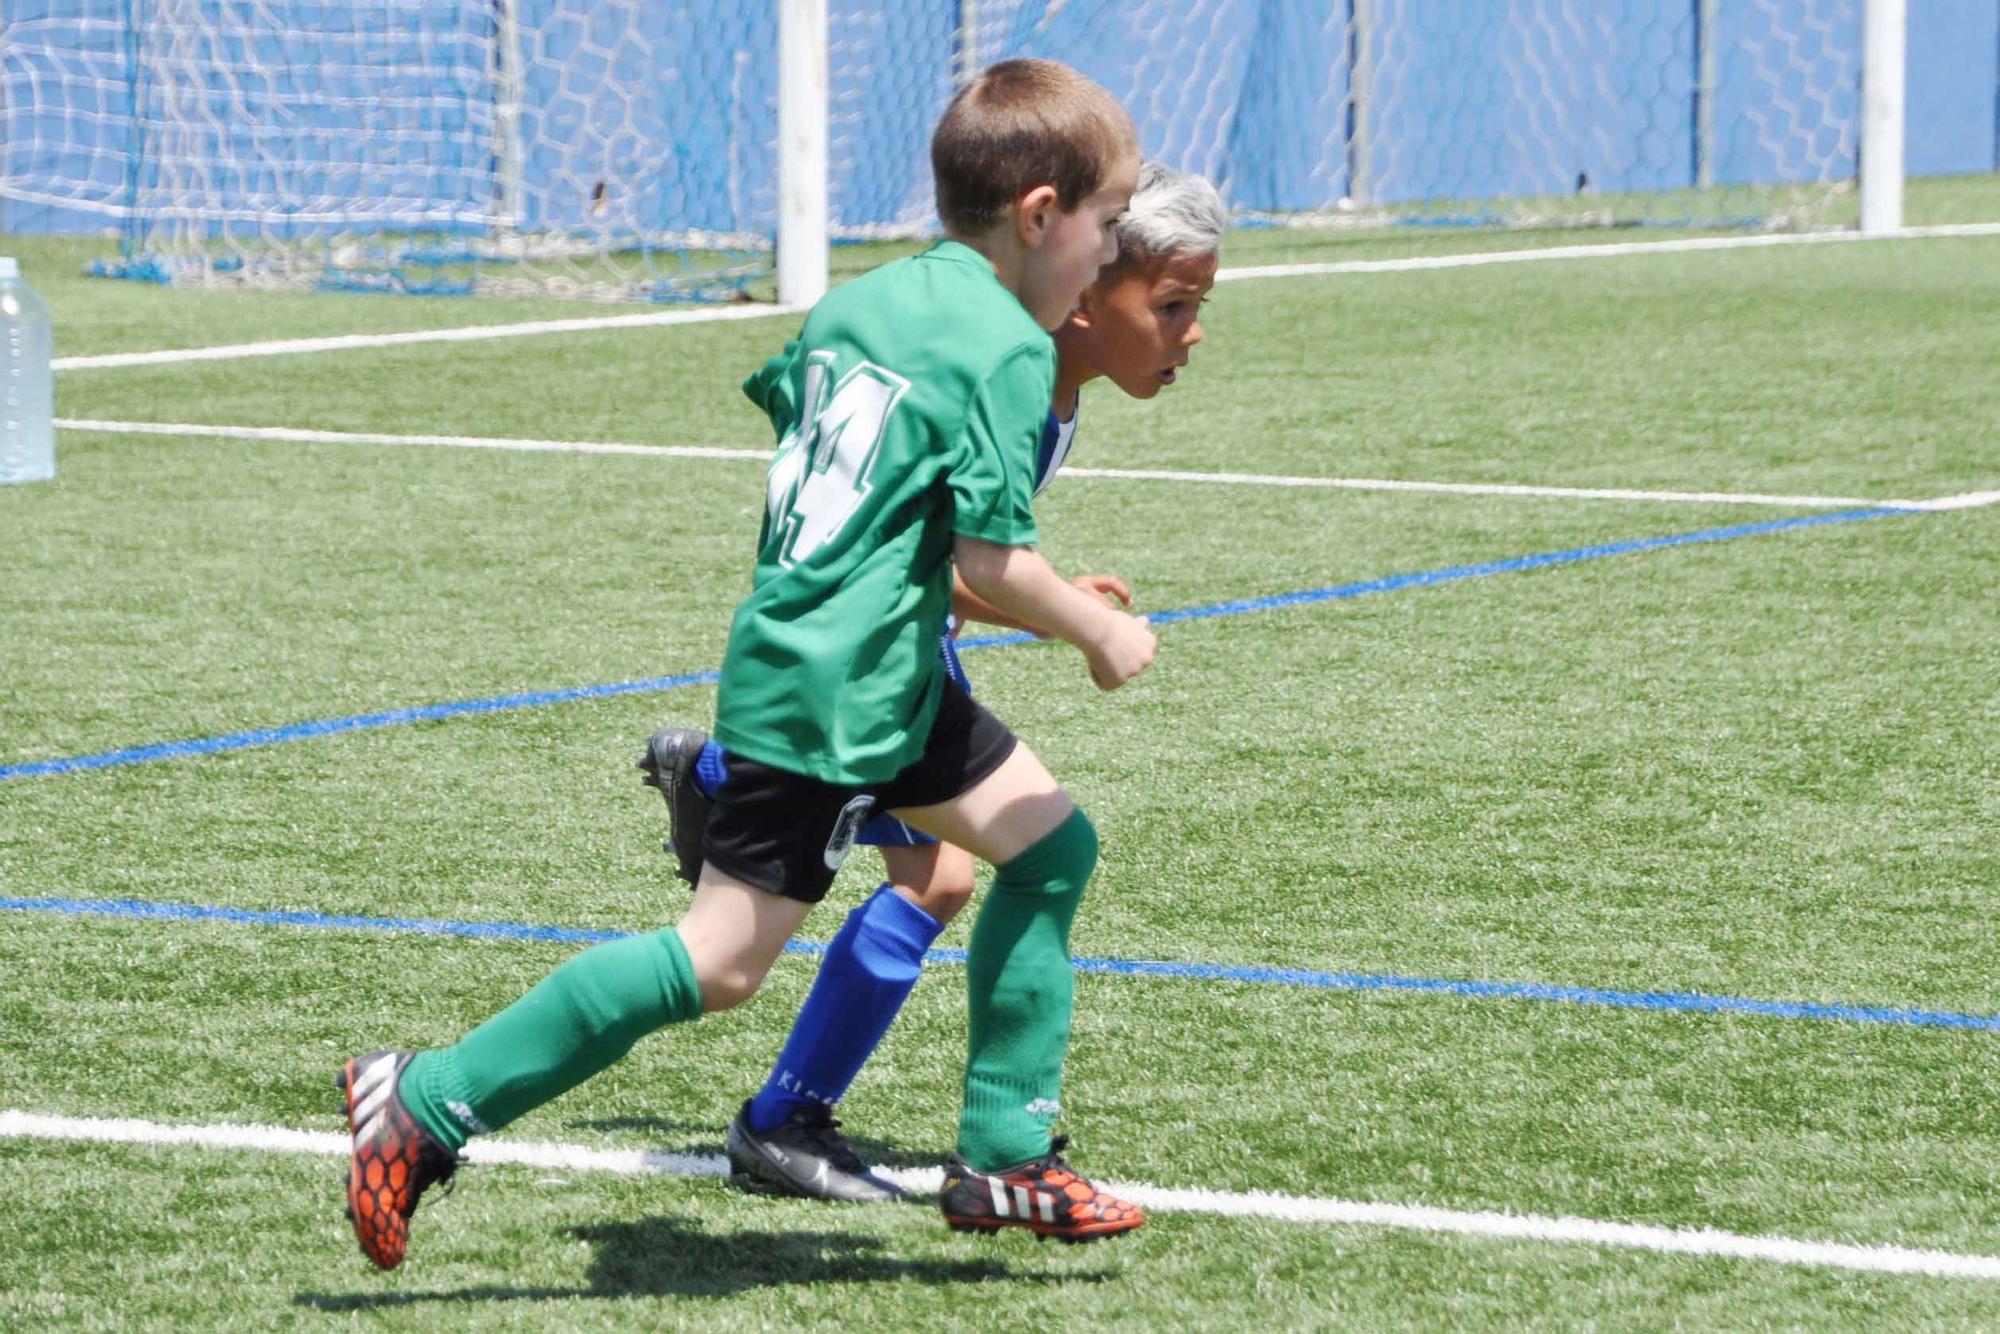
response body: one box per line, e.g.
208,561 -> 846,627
0,669 -> 720,781
3,894 -> 1994,1034
0,506 -> 1911,784
1138,506 -> 1916,628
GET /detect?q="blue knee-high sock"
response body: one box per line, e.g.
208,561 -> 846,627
694,741 -> 729,801
746,883 -> 943,1132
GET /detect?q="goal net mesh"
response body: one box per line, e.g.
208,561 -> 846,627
0,0 -> 1865,301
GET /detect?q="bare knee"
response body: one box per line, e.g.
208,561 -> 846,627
886,843 -> 978,925
899,873 -> 974,925
691,956 -> 770,1012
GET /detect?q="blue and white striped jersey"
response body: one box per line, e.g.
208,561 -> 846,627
1034,406 -> 1079,499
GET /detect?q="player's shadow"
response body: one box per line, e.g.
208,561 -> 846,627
565,1116 -> 946,1171
296,1214 -> 1105,1311
566,1114 -> 716,1140
822,1131 -> 946,1172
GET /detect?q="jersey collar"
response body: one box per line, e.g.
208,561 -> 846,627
921,239 -> 998,275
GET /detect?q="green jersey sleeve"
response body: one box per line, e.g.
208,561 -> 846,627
742,341 -> 802,440
949,340 -> 1051,547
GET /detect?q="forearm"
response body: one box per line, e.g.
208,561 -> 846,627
952,538 -> 1123,650
951,570 -> 1039,632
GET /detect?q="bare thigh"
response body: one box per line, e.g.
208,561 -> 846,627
887,742 -> 1073,868
675,866 -> 815,1012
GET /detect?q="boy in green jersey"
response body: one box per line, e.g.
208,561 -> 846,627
640,162 -> 1229,1206
337,59 -> 1154,1269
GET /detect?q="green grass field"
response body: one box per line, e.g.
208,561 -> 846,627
2,188 -> 1997,1328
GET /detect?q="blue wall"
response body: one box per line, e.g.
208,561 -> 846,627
5,0 -> 1996,239
506,1 -> 776,236
1906,0 -> 2000,175
1353,0 -> 1702,205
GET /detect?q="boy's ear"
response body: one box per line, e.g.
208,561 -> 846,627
1014,184 -> 1061,250
1067,282 -> 1104,328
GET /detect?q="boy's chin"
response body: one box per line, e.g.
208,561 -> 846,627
1113,373 -> 1166,399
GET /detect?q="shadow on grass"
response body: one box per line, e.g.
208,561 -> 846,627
565,1115 -> 949,1171
296,1214 -> 1108,1310
566,1115 -> 717,1140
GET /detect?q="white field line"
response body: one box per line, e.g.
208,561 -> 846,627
1212,222 -> 2000,283
6,1109 -> 1999,1281
1061,464 -> 1896,509
50,301 -> 806,373
49,224 -> 2000,374
60,417 -> 1968,511
1902,489 -> 2000,511
56,418 -> 769,463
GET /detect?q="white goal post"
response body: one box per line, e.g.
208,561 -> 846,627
1859,0 -> 1906,233
779,0 -> 830,308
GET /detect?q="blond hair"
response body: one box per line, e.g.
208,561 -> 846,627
1100,162 -> 1228,280
931,59 -> 1138,236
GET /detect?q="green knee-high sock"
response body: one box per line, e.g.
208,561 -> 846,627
397,926 -> 702,1151
958,806 -> 1099,1171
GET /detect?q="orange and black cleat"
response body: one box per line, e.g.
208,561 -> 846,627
336,1050 -> 459,1270
940,1137 -> 1144,1244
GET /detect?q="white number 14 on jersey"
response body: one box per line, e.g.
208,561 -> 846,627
765,351 -> 910,567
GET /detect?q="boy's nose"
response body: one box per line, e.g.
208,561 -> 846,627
1183,319 -> 1205,348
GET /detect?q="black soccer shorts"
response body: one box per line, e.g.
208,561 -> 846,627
700,679 -> 1017,903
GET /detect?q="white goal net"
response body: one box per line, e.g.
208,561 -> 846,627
886,0 -> 1866,237
2,1 -> 776,300
1,1 -> 1878,301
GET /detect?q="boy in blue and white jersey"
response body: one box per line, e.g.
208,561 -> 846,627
640,161 -> 1227,1202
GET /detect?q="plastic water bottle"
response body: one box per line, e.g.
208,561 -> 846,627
1,257 -> 55,485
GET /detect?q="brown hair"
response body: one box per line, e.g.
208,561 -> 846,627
931,59 -> 1137,236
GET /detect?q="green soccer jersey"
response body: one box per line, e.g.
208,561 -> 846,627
714,241 -> 1053,785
